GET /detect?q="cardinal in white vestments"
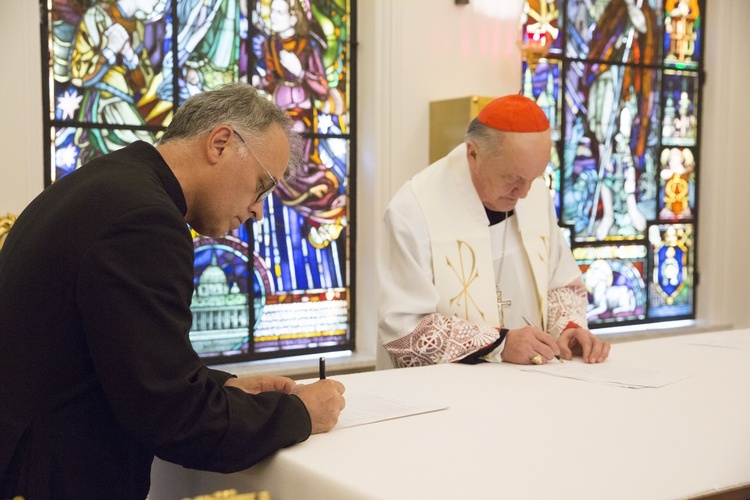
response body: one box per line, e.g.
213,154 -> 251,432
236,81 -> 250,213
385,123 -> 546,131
378,94 -> 611,368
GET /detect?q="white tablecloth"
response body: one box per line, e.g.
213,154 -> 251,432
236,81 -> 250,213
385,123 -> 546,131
150,329 -> 750,500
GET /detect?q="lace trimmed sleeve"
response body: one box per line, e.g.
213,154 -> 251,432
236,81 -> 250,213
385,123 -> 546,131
383,313 -> 501,368
547,278 -> 589,339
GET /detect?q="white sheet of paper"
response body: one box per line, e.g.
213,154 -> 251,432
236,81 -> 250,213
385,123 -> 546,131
335,393 -> 449,430
685,333 -> 750,350
519,362 -> 693,389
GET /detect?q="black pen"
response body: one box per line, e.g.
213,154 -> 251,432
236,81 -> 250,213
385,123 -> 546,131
522,315 -> 563,363
319,356 -> 326,379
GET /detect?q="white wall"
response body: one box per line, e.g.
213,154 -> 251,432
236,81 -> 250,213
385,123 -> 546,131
1,0 -> 749,365
0,1 -> 43,215
696,0 -> 750,330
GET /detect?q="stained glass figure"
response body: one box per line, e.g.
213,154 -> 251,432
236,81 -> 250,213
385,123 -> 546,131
659,147 -> 695,220
575,244 -> 648,324
564,0 -> 661,242
664,0 -> 701,69
649,223 -> 693,317
48,0 -> 170,180
174,0 -> 247,100
662,70 -> 699,147
43,0 -> 355,363
521,0 -> 702,328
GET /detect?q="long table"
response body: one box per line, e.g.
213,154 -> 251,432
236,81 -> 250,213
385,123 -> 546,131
150,330 -> 750,499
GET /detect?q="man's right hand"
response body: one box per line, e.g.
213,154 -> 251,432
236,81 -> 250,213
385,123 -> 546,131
500,325 -> 561,364
293,379 -> 346,434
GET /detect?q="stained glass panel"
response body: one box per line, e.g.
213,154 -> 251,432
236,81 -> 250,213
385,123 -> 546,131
175,0 -> 247,100
50,0 -> 174,127
191,234 -> 253,356
254,139 -> 349,293
251,0 -> 351,132
44,0 -> 355,363
658,146 -> 695,220
648,223 -> 694,318
521,0 -> 702,328
565,0 -> 662,64
575,244 -> 648,324
520,1 -> 563,58
563,62 -> 660,242
523,59 -> 562,140
662,69 -> 699,147
664,0 -> 701,69
51,126 -> 160,181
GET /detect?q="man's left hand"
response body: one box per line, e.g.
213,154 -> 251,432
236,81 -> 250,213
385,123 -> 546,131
225,375 -> 297,394
556,327 -> 610,363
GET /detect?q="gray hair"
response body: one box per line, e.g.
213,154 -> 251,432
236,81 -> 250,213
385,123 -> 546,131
160,83 -> 302,179
465,118 -> 504,157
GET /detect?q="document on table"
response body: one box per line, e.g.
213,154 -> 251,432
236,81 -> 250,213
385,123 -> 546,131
519,362 -> 693,389
684,331 -> 750,350
335,393 -> 449,430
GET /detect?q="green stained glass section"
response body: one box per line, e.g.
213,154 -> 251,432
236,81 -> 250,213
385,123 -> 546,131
175,0 -> 246,101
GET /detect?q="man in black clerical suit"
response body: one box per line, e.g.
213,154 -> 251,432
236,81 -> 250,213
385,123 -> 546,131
0,83 -> 345,499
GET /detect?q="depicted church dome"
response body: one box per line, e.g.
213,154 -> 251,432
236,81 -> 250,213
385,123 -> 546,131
198,253 -> 229,297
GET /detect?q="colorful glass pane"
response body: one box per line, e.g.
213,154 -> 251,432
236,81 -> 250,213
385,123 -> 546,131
565,0 -> 662,64
44,0 -> 354,363
648,223 -> 693,317
664,0 -> 701,69
51,126 -> 160,181
662,69 -> 699,147
522,0 -> 701,327
520,1 -> 563,58
251,0 -> 351,130
522,59 -> 562,140
574,244 -> 648,324
191,235 -> 253,357
563,62 -> 660,242
50,0 -> 174,128
658,147 -> 695,220
255,138 -> 349,292
175,0 -> 247,101
546,143 -> 562,218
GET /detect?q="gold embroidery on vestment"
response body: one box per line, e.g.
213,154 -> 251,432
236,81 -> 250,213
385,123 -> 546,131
446,240 -> 485,321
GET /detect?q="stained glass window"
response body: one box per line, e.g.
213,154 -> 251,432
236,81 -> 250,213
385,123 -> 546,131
43,0 -> 356,363
520,0 -> 702,326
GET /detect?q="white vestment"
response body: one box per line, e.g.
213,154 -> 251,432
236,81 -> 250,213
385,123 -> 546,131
378,144 -> 586,368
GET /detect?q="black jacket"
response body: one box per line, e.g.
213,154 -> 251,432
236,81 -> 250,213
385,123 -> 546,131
0,142 -> 311,499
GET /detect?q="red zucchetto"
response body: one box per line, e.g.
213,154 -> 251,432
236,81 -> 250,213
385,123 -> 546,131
477,94 -> 550,133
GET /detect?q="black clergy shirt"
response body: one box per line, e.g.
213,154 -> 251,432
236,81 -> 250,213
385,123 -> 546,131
0,142 -> 311,499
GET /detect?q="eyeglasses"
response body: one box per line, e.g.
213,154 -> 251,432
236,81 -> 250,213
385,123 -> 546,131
232,129 -> 279,204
